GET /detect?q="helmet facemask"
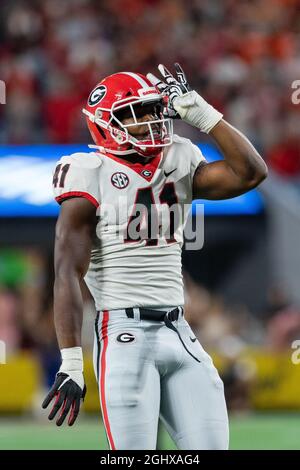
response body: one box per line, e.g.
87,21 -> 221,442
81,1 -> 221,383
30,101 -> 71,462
83,95 -> 173,157
111,98 -> 173,154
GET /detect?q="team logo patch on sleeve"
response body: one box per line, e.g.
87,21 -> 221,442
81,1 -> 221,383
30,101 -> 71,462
88,85 -> 107,106
116,333 -> 136,343
111,172 -> 129,189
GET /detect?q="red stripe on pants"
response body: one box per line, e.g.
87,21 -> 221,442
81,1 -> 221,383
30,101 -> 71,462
100,310 -> 116,450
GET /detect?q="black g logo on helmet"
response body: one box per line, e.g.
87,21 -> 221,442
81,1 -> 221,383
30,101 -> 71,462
88,85 -> 107,107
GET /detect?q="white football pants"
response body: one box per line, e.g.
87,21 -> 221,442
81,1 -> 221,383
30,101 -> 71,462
93,307 -> 229,450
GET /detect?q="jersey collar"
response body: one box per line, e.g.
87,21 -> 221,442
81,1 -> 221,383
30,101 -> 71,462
101,151 -> 163,182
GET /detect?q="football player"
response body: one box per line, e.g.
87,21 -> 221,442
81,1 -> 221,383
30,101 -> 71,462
42,64 -> 267,449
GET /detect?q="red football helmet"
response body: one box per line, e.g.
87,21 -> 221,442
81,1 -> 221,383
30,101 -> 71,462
82,72 -> 173,158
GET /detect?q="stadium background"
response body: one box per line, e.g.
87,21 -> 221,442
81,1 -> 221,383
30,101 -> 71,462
0,0 -> 300,450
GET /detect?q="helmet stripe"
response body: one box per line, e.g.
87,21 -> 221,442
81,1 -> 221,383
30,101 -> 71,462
120,72 -> 150,89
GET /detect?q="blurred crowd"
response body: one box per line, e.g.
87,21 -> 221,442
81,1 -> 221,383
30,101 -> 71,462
0,0 -> 300,177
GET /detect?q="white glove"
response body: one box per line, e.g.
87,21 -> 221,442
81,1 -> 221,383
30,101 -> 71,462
147,63 -> 223,133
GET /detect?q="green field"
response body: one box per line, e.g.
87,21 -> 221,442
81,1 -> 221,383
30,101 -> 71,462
0,413 -> 299,450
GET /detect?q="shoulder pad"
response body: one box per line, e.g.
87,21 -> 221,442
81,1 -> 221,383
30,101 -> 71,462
59,152 -> 103,169
172,134 -> 192,146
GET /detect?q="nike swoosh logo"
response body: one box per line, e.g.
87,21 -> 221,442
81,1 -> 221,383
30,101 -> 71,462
190,337 -> 197,343
164,168 -> 177,178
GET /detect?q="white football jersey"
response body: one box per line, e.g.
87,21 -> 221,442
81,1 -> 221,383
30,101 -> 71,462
53,135 -> 206,310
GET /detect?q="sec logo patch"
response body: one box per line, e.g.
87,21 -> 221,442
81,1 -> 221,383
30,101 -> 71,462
111,172 -> 129,189
116,333 -> 136,343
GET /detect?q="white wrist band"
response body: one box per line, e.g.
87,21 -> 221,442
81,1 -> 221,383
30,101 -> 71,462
173,90 -> 223,134
60,347 -> 83,372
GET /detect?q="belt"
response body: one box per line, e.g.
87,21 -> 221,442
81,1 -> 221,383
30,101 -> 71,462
125,307 -> 182,322
125,307 -> 200,363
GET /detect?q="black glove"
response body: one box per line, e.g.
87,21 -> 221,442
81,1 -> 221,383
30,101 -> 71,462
42,372 -> 86,426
